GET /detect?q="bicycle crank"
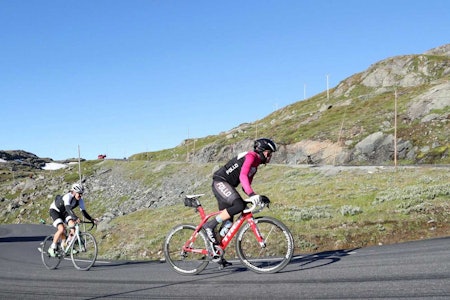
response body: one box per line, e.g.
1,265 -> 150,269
210,245 -> 224,262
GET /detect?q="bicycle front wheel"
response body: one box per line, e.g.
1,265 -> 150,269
40,235 -> 63,270
236,216 -> 294,274
71,232 -> 98,271
163,224 -> 210,275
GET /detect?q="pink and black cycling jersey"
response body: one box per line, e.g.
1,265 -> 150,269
213,151 -> 262,196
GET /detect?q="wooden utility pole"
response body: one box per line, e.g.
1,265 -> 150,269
78,145 -> 82,183
326,74 -> 329,101
186,128 -> 189,162
394,90 -> 398,169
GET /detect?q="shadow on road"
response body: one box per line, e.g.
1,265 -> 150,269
284,248 -> 359,272
91,248 -> 360,275
0,235 -> 48,243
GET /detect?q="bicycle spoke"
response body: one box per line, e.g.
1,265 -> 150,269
164,224 -> 210,275
71,232 -> 98,271
236,217 -> 294,273
40,235 -> 63,270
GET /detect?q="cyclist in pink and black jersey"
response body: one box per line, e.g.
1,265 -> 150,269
203,138 -> 277,249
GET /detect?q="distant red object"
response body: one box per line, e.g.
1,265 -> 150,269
98,154 -> 107,159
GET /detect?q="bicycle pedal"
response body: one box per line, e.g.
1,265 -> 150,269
212,245 -> 224,255
211,255 -> 222,263
217,259 -> 232,269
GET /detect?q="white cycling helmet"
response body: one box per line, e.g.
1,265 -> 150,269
71,183 -> 84,194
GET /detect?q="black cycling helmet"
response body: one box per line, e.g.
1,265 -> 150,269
254,138 -> 277,153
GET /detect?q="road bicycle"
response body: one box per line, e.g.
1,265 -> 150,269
163,194 -> 294,275
40,221 -> 98,271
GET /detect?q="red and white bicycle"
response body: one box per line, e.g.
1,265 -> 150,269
163,194 -> 294,275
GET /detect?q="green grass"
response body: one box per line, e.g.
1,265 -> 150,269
80,162 -> 450,260
1,158 -> 449,261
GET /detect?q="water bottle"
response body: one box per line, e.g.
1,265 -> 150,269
219,220 -> 233,237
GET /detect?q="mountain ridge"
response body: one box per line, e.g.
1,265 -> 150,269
129,43 -> 449,165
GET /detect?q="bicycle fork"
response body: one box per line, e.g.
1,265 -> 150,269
246,217 -> 266,248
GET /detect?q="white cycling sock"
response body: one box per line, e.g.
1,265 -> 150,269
215,215 -> 223,223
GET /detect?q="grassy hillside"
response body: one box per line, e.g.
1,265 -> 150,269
128,50 -> 450,165
94,162 -> 449,260
130,83 -> 449,165
1,156 -> 449,261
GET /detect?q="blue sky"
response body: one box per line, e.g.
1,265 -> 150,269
1,0 -> 449,160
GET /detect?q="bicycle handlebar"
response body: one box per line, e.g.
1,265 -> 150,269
83,221 -> 97,231
67,220 -> 97,231
243,195 -> 269,214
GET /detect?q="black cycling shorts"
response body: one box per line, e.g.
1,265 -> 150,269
211,181 -> 245,216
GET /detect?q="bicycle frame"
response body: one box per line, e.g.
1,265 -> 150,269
56,221 -> 95,255
183,204 -> 263,256
41,220 -> 98,271
165,194 -> 294,274
62,224 -> 81,254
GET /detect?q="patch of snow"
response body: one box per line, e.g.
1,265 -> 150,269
0,159 -> 7,163
42,162 -> 68,170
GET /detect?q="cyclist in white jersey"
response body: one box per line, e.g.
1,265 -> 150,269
48,183 -> 97,256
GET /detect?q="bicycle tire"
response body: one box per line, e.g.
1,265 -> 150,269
40,235 -> 63,270
236,216 -> 294,274
70,232 -> 98,271
163,224 -> 210,275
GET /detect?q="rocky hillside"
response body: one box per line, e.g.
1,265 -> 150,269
0,150 -> 52,169
130,44 -> 449,166
1,157 -> 449,261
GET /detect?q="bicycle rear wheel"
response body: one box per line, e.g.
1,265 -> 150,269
236,216 -> 294,274
163,224 -> 210,275
40,235 -> 63,270
70,232 -> 98,271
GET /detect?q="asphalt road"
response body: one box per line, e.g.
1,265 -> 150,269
0,224 -> 449,299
